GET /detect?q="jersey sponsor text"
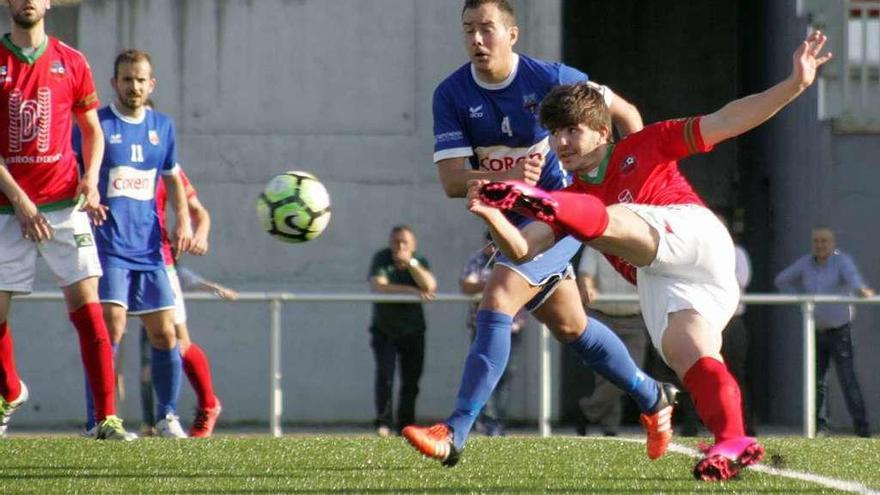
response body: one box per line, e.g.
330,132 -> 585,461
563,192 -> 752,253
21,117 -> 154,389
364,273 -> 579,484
474,138 -> 550,172
107,166 -> 157,201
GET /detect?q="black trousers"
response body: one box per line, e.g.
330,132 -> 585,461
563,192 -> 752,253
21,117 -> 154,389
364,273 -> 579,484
816,323 -> 868,431
370,329 -> 425,432
721,315 -> 756,435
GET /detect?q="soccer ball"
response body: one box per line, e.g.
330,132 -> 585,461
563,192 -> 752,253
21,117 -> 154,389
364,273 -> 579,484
256,171 -> 331,243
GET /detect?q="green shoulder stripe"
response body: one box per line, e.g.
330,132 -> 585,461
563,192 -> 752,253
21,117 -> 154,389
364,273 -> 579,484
683,118 -> 699,155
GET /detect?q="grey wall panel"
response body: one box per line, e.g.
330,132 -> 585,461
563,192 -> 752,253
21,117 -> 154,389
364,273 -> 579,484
9,0 -> 563,426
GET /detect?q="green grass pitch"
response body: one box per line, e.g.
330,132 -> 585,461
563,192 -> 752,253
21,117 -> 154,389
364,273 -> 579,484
0,435 -> 877,493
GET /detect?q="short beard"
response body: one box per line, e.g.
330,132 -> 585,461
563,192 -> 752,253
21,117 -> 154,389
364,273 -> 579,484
11,11 -> 43,29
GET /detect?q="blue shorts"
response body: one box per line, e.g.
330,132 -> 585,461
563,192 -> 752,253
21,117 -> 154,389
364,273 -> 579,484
99,266 -> 176,315
496,234 -> 580,312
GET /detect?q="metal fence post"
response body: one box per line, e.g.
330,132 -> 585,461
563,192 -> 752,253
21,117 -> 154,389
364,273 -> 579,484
538,324 -> 551,437
270,298 -> 283,438
801,301 -> 816,439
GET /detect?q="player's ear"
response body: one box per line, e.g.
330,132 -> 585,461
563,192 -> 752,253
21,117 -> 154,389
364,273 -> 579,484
508,25 -> 519,47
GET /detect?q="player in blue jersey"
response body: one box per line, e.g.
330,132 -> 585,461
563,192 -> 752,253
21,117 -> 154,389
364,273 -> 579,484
403,0 -> 677,466
73,49 -> 194,438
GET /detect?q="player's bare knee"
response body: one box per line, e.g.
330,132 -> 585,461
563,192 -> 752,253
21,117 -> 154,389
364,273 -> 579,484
540,311 -> 587,343
147,329 -> 176,350
546,323 -> 582,343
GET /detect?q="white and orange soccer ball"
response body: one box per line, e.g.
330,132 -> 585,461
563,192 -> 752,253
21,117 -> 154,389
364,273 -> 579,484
256,171 -> 331,243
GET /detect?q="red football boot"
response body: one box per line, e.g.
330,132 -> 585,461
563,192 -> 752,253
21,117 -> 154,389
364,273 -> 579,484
478,181 -> 559,223
640,382 -> 678,460
402,423 -> 461,467
693,436 -> 765,481
189,399 -> 222,438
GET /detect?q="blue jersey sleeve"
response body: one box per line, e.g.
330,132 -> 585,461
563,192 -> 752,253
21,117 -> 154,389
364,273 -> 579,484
432,84 -> 473,163
558,64 -> 589,85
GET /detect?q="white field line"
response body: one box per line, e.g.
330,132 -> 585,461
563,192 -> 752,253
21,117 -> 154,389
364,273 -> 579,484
590,436 -> 880,495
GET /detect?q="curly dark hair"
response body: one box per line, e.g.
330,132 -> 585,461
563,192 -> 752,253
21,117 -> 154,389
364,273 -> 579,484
539,83 -> 611,134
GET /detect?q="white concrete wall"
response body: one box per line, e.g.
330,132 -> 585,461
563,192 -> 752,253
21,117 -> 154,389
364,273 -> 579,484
9,0 -> 564,427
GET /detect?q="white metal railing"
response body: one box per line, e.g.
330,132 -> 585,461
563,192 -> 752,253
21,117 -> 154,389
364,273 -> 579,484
18,291 -> 880,438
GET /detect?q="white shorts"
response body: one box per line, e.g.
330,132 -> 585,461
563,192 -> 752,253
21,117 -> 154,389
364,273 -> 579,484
624,204 -> 739,363
165,265 -> 188,325
0,206 -> 103,293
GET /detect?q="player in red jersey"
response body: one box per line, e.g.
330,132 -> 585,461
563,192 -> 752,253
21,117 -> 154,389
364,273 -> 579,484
0,0 -> 131,439
153,168 -> 226,437
470,31 -> 832,481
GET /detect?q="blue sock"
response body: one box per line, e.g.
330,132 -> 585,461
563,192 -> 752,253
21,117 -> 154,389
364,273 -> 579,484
567,317 -> 659,412
84,342 -> 118,429
446,310 -> 512,449
152,344 -> 182,418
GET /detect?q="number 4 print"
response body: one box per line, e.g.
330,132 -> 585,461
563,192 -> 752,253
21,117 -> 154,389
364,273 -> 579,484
501,116 -> 513,137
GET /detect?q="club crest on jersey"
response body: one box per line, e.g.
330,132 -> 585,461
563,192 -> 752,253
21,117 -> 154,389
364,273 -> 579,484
618,189 -> 634,203
522,93 -> 539,114
50,60 -> 66,75
468,105 -> 484,119
148,130 -> 160,145
109,133 -> 123,144
621,155 -> 637,174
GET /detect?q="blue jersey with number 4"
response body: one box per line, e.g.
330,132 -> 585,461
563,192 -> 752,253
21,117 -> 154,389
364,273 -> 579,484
433,53 -> 590,198
73,104 -> 178,270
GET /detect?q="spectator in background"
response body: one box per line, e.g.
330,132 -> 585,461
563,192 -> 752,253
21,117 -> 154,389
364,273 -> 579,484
368,225 -> 437,437
460,231 -> 526,436
576,246 -> 647,436
775,226 -> 872,437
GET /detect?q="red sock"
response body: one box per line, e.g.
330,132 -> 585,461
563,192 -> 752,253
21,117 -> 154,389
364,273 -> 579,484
0,321 -> 22,402
683,357 -> 745,443
548,190 -> 609,241
69,303 -> 116,420
183,343 -> 217,409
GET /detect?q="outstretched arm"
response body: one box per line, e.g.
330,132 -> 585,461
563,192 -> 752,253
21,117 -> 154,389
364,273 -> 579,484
700,31 -> 832,147
608,91 -> 643,137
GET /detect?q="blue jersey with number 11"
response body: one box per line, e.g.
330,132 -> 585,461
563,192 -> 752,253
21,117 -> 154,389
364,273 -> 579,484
73,104 -> 178,270
433,53 -> 590,197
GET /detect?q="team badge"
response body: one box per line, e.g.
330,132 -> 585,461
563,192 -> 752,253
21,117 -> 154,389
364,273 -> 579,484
148,130 -> 160,145
522,93 -> 539,114
50,60 -> 66,75
74,233 -> 94,248
621,155 -> 637,174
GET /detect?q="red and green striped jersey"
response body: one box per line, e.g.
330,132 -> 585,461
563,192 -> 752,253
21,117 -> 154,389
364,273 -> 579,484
0,35 -> 99,212
567,117 -> 712,283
